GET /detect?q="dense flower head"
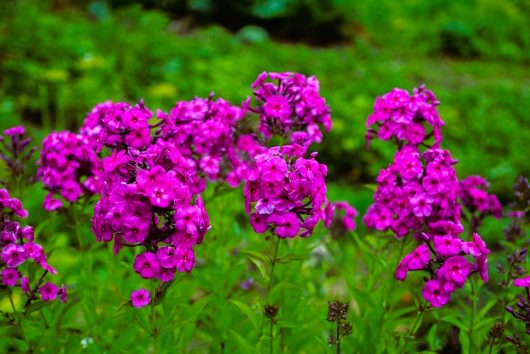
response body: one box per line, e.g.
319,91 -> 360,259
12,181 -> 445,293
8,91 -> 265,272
0,188 -> 64,303
79,100 -> 114,150
82,100 -> 154,153
157,95 -> 247,188
364,146 -> 461,239
90,109 -> 211,301
243,145 -> 331,238
248,71 -> 332,148
37,131 -> 103,211
365,86 -> 444,148
364,87 -> 491,308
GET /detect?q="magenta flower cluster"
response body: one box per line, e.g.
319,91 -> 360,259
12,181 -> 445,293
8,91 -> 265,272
157,95 -> 246,190
459,175 -> 503,219
37,131 -> 103,211
79,100 -> 114,150
364,86 -> 493,308
90,101 -> 210,307
1,188 -> 65,303
244,146 -> 332,238
247,71 -> 332,149
365,86 -> 443,148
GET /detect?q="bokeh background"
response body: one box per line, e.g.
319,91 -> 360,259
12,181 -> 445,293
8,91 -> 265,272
1,0 -> 529,200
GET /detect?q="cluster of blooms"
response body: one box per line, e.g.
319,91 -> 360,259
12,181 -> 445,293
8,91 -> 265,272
365,86 -> 444,148
1,188 -> 66,303
364,147 -> 461,239
247,72 -> 332,149
157,95 -> 246,187
37,131 -> 103,211
0,126 -> 37,188
81,99 -> 154,153
364,86 -> 494,308
459,176 -> 502,228
90,103 -> 210,307
79,100 -> 114,150
243,145 -> 332,238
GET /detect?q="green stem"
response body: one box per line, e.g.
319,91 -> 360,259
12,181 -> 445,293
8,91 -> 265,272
468,280 -> 477,354
336,318 -> 341,354
150,281 -> 158,352
267,237 -> 281,295
399,302 -> 426,353
269,317 -> 274,354
488,338 -> 495,354
9,293 -> 29,349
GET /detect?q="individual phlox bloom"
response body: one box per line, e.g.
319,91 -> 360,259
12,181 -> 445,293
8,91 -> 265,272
39,282 -> 59,302
131,288 -> 151,308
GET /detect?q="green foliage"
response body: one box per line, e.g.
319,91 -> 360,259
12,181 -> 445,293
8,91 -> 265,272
0,2 -> 528,351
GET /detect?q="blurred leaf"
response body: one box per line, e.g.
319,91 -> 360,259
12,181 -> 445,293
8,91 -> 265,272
229,300 -> 259,331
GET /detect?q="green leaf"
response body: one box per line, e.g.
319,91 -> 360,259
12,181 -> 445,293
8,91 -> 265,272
154,279 -> 176,306
276,253 -> 305,264
26,300 -> 53,314
247,256 -> 269,282
459,327 -> 470,354
229,300 -> 259,331
133,310 -> 151,334
241,249 -> 271,264
229,330 -> 258,353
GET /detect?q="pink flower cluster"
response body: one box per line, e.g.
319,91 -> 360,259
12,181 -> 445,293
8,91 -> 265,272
248,72 -> 332,149
37,131 -> 103,211
243,145 -> 332,238
90,101 -> 210,308
1,189 -> 66,303
364,147 -> 461,238
83,100 -> 154,152
365,86 -> 444,148
364,86 -> 494,308
157,95 -> 246,189
79,100 -> 114,150
397,233 -> 490,307
459,176 -> 502,219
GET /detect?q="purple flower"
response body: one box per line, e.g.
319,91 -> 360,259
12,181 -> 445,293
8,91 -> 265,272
263,95 -> 292,119
43,193 -> 63,211
133,252 -> 161,279
3,126 -> 25,136
433,235 -> 462,256
59,285 -> 67,303
174,246 -> 195,273
21,277 -> 30,293
438,256 -> 471,288
1,268 -> 19,286
513,276 -> 530,288
39,282 -> 59,302
2,244 -> 28,267
131,288 -> 151,308
423,279 -> 451,308
271,213 -> 301,238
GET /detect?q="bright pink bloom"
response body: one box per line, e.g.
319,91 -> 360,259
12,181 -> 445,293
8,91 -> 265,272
131,288 -> 151,308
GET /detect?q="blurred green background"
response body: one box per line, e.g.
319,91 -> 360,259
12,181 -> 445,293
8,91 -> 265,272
0,0 -> 529,199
